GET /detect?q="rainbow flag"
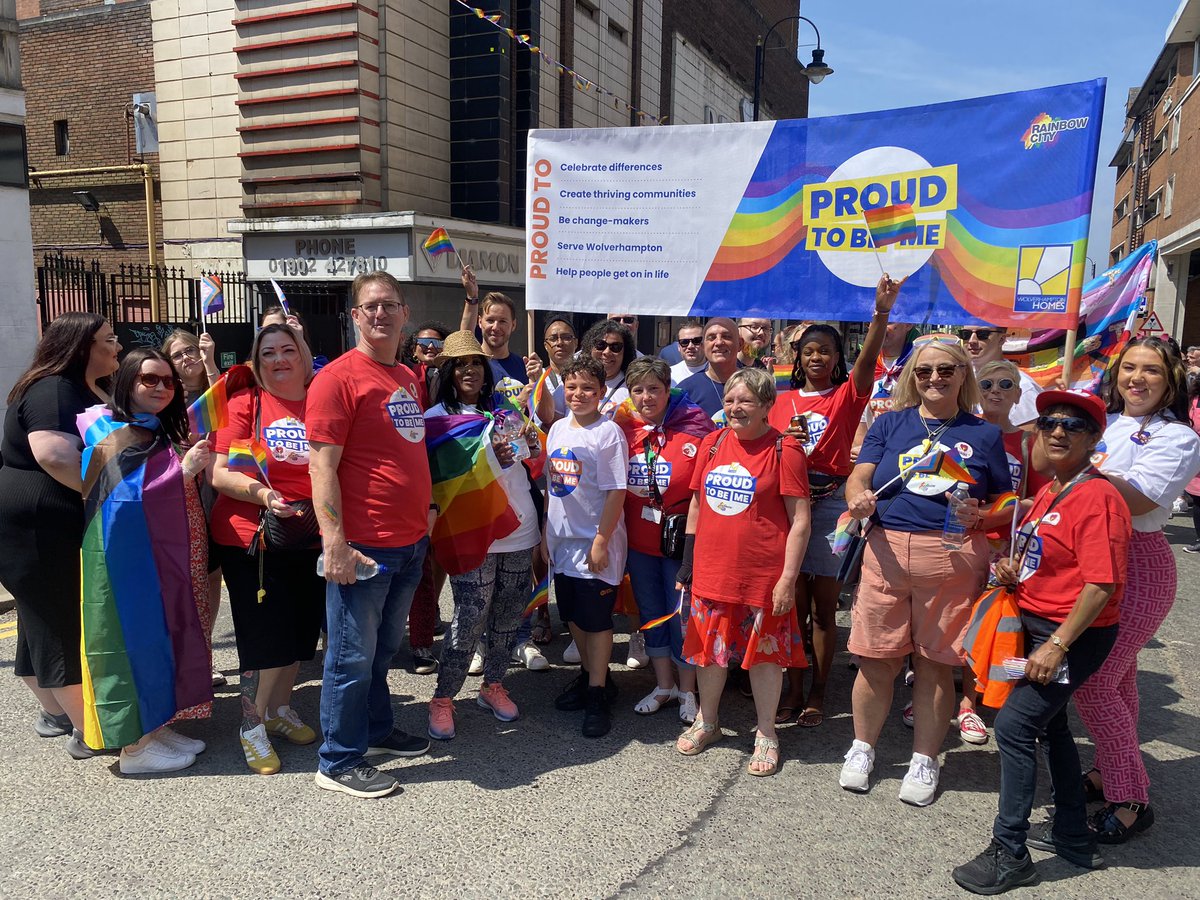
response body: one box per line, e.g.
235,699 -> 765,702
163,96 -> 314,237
905,447 -> 976,484
827,510 -> 858,555
773,363 -> 794,392
200,274 -> 223,316
640,589 -> 684,632
988,492 -> 1020,514
227,438 -> 268,478
524,573 -> 550,618
528,369 -> 550,422
862,203 -> 919,249
186,377 -> 228,435
613,388 -> 715,452
426,412 -> 520,576
423,227 -> 456,258
77,412 -> 212,749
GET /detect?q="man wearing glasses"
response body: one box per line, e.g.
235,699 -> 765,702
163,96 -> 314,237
308,272 -> 434,799
608,311 -> 645,358
737,318 -> 774,369
669,320 -> 707,385
960,327 -> 1041,426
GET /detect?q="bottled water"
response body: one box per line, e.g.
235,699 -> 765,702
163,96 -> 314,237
316,553 -> 386,580
494,411 -> 529,464
941,482 -> 970,550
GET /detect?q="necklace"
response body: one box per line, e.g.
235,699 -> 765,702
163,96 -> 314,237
1131,412 -> 1156,445
918,409 -> 951,453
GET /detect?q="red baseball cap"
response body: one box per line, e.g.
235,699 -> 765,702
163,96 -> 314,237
1035,389 -> 1107,433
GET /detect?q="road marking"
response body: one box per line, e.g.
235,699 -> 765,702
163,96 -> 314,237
0,625 -> 18,640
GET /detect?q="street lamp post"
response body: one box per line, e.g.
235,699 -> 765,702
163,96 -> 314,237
752,15 -> 833,122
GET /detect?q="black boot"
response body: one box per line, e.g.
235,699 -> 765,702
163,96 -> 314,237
554,670 -> 589,711
581,686 -> 611,738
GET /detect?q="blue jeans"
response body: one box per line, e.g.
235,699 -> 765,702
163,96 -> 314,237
992,612 -> 1118,856
318,537 -> 428,775
626,549 -> 692,667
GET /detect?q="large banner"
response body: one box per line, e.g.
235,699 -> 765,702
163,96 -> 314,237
526,80 -> 1105,328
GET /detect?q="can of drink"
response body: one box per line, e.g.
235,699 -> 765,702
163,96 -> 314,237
790,415 -> 805,429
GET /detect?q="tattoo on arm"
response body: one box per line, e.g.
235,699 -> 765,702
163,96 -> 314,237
240,669 -> 262,732
323,502 -> 339,523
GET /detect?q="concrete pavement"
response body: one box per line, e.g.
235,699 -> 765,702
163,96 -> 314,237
1,523 -> 1198,899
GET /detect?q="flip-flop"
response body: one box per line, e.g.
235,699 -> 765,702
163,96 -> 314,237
774,705 -> 798,725
797,708 -> 824,728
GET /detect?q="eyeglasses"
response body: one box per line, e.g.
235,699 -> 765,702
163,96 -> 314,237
356,301 -> 402,315
593,340 -> 624,354
912,333 -> 964,349
957,328 -> 1000,342
545,333 -> 577,344
678,336 -> 703,348
978,377 -> 1016,391
1035,415 -> 1092,434
169,346 -> 200,362
913,363 -> 965,380
739,323 -> 771,334
136,373 -> 176,390
610,316 -> 637,325
414,337 -> 444,350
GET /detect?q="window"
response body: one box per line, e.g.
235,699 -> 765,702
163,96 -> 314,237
1148,126 -> 1168,164
53,119 -> 69,156
607,19 -> 627,42
1114,194 -> 1130,224
1141,188 -> 1163,223
1171,112 -> 1181,152
575,0 -> 597,20
0,123 -> 28,188
1166,175 -> 1175,218
703,105 -> 716,124
1111,245 -> 1124,266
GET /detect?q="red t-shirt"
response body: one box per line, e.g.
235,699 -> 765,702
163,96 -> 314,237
211,390 -> 313,548
1014,477 -> 1130,626
624,428 -> 707,556
1002,430 -> 1051,498
768,378 -> 868,477
689,428 -> 810,608
306,349 -> 432,547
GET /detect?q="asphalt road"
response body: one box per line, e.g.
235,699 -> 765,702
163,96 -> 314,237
2,521 -> 1198,899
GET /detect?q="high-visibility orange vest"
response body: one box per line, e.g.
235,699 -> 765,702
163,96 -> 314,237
963,585 -> 1023,709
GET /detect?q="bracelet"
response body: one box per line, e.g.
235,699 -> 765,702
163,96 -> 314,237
872,309 -> 889,317
466,296 -> 479,304
1050,635 -> 1070,653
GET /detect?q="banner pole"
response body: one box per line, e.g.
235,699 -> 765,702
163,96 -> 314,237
527,310 -> 536,357
1061,326 -> 1078,389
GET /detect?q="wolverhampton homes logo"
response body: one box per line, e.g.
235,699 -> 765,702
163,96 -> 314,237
1022,112 -> 1090,149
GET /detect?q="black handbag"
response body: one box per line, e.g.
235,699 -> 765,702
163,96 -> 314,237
251,389 -> 321,552
660,513 -> 687,560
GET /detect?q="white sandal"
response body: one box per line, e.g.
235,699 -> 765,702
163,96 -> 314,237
634,684 -> 679,715
678,691 -> 698,724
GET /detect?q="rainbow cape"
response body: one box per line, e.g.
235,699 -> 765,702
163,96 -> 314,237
613,388 -> 716,452
76,409 -> 211,749
426,412 -> 520,576
424,226 -> 456,258
1004,240 -> 1156,390
863,203 -> 919,248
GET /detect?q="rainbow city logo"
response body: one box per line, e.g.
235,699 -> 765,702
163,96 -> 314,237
1021,112 -> 1090,149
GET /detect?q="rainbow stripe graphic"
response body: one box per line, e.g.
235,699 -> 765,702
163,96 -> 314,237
424,227 -> 456,258
863,203 -> 919,247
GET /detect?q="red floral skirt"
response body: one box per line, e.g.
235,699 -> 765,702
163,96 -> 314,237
683,594 -> 808,670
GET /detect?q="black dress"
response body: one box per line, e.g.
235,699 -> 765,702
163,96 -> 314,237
0,375 -> 100,687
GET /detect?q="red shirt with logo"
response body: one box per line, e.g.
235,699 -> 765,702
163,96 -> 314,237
768,378 -> 868,477
211,390 -> 313,548
306,350 -> 432,547
1002,429 -> 1051,498
1014,477 -> 1130,626
624,428 -> 706,556
689,428 -> 809,608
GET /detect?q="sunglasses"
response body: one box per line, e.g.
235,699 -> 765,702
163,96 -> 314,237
137,373 -> 176,390
912,333 -> 964,349
415,337 -> 444,350
957,328 -> 999,342
978,377 -> 1016,391
913,363 -> 965,380
610,316 -> 637,325
1035,415 -> 1093,434
678,336 -> 703,348
593,340 -> 624,354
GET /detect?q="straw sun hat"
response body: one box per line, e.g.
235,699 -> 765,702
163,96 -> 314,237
432,330 -> 488,366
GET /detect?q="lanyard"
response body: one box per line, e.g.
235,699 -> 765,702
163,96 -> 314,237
643,428 -> 666,508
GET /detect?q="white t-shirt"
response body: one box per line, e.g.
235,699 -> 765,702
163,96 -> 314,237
545,415 -> 629,584
1009,370 -> 1042,427
670,358 -> 707,387
1096,411 -> 1200,532
547,373 -> 630,422
426,403 -> 540,553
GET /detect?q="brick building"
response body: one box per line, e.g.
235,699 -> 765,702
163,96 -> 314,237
19,0 -> 162,271
1109,0 -> 1200,344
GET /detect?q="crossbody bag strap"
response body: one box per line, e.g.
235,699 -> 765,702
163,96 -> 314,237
1013,473 -> 1097,569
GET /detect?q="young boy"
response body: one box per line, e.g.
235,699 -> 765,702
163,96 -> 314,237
544,356 -> 629,737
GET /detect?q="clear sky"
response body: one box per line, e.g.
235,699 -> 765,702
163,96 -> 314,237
793,0 -> 1180,274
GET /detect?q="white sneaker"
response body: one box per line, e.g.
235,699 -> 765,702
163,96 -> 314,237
901,701 -> 914,728
626,632 -> 649,669
678,690 -> 698,724
513,642 -> 549,671
563,639 -> 581,664
154,726 -> 206,755
468,643 -> 485,676
120,739 -> 196,775
839,739 -> 875,792
1172,497 -> 1188,515
898,752 -> 940,806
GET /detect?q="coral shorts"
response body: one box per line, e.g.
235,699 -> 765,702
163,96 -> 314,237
848,528 -> 988,666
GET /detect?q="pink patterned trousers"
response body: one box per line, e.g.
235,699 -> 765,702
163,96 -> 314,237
1074,530 -> 1176,805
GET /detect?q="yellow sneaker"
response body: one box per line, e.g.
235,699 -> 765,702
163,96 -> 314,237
240,724 -> 281,775
264,706 -> 317,745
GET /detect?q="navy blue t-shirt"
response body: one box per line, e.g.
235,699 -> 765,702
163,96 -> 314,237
858,408 -> 1008,532
678,365 -> 744,424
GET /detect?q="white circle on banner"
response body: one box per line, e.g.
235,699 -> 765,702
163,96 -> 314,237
900,441 -> 955,496
815,146 -> 946,288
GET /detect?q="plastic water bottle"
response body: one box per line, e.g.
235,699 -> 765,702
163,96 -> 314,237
494,412 -> 529,464
941,482 -> 970,550
316,553 -> 387,581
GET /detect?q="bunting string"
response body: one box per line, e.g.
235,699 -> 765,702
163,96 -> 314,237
455,0 -> 666,124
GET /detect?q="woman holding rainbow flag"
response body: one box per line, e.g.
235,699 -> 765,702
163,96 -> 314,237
769,274 -> 903,728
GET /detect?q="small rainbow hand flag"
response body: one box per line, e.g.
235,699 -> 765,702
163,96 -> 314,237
827,510 -> 858,556
863,203 -> 919,248
423,227 -> 456,258
200,274 -> 223,316
186,376 -> 228,435
903,447 -> 976,484
528,368 -> 550,421
227,438 -> 269,480
773,363 -> 794,392
988,492 -> 1020,514
640,589 -> 685,632
524,573 -> 550,618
